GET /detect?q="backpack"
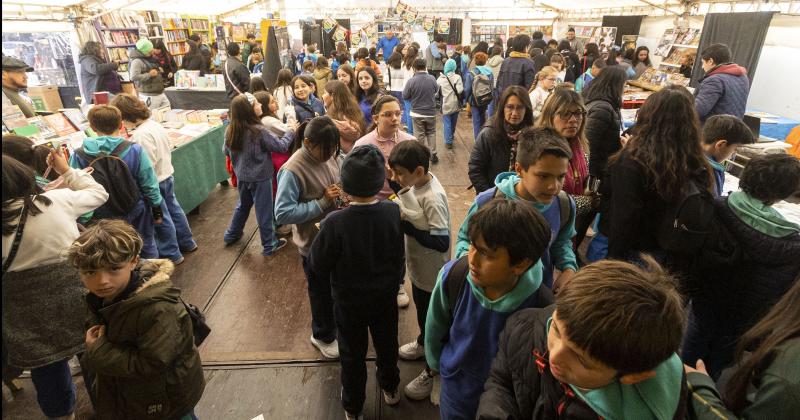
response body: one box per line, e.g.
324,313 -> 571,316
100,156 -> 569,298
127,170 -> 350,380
179,297 -> 211,346
656,179 -> 716,253
476,188 -> 572,234
470,68 -> 494,107
76,141 -> 141,217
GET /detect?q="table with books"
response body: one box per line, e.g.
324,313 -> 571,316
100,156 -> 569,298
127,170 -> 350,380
164,71 -> 230,110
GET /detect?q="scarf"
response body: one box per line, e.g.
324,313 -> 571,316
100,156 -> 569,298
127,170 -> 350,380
510,51 -> 529,58
728,191 -> 800,238
564,138 -> 589,195
504,122 -> 524,171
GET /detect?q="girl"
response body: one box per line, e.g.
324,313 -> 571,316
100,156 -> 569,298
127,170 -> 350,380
549,53 -> 567,83
301,60 -> 315,76
313,56 -> 333,98
354,47 -> 381,79
248,46 -> 263,73
384,51 -> 405,108
151,39 -> 178,87
632,46 -> 653,79
437,59 -> 464,149
223,93 -> 294,256
292,75 -> 326,122
274,116 -> 343,359
355,67 -> 382,128
336,63 -> 357,96
273,68 -> 296,124
250,75 -> 268,93
463,51 -> 495,139
401,46 -> 419,134
323,80 -> 365,153
2,135 -> 58,188
581,42 -> 600,75
528,65 -> 558,119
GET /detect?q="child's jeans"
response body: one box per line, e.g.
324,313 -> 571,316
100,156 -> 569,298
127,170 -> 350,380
30,358 -> 76,418
224,179 -> 279,255
470,104 -> 488,139
335,292 -> 399,415
403,100 -> 414,134
155,176 -> 197,261
442,112 -> 459,145
412,284 -> 432,345
126,199 -> 158,258
682,299 -> 739,381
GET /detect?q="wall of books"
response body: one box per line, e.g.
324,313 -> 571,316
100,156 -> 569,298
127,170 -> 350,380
94,11 -> 146,81
471,25 -> 507,44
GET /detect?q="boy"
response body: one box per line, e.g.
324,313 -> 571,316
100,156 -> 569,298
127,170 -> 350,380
455,127 -> 578,292
701,114 -> 755,196
71,104 -> 164,258
67,220 -> 204,419
425,199 -> 553,419
476,257 -> 688,419
309,145 -> 405,420
575,57 -> 606,93
403,59 -> 440,163
386,141 -> 451,399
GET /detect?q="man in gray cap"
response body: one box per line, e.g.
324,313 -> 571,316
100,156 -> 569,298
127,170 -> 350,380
2,56 -> 36,117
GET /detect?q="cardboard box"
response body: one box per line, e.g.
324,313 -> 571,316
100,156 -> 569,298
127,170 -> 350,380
26,85 -> 63,112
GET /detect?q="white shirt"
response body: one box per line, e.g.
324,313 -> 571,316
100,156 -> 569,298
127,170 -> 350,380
130,119 -> 174,182
274,85 -> 297,125
530,86 -> 551,119
403,173 -> 451,292
2,169 -> 109,272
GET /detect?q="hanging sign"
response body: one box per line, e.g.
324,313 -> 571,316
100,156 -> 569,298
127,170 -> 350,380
395,1 -> 408,15
364,23 -> 377,37
351,31 -> 363,46
322,18 -> 337,34
332,26 -> 347,42
436,19 -> 450,35
403,9 -> 418,25
422,16 -> 435,32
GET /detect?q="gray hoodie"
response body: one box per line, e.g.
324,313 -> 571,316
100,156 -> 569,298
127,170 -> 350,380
128,49 -> 164,95
486,55 -> 504,87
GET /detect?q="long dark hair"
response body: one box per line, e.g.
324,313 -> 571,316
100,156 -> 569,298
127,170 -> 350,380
584,65 -> 627,109
366,94 -> 400,133
633,46 -> 652,67
724,280 -> 800,414
290,116 -> 340,158
403,46 -> 418,69
275,69 -> 293,90
225,94 -> 262,152
492,86 -> 534,137
325,80 -> 365,135
472,41 -> 489,57
355,67 -> 380,105
253,91 -> 277,119
584,43 -> 600,58
336,64 -> 357,95
387,51 -> 403,69
609,85 -> 712,202
2,135 -> 54,180
2,156 -> 52,235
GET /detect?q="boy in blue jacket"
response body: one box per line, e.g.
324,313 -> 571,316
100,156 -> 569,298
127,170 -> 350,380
71,104 -> 163,258
425,199 -> 553,420
700,114 -> 754,196
455,127 -> 578,292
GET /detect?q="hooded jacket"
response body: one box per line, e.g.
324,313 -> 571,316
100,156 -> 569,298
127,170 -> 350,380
84,260 -> 205,420
79,54 -> 120,102
129,49 -> 165,95
437,62 -> 463,115
496,54 -> 536,97
486,55 -> 504,87
695,63 -> 750,123
313,67 -> 333,98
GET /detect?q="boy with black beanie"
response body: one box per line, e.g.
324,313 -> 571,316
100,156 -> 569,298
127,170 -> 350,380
309,144 -> 405,420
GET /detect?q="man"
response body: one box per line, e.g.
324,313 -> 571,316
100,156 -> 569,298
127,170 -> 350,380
188,34 -> 212,67
425,35 -> 447,80
560,27 -> 585,56
241,33 -> 258,66
223,43 -> 250,100
530,30 -> 547,51
495,35 -> 536,98
129,38 -> 170,110
376,29 -> 400,57
695,43 -> 750,124
2,56 -> 36,117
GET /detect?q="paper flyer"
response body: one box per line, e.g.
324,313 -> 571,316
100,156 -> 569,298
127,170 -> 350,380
322,18 -> 337,34
395,1 -> 407,15
403,9 -> 418,25
423,16 -> 435,32
332,26 -> 347,42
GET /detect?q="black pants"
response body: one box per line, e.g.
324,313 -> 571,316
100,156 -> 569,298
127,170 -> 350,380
301,255 -> 337,343
336,292 -> 400,415
412,284 -> 432,345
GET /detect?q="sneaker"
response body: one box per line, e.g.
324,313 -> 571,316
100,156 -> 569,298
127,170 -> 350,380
404,369 -> 434,400
276,224 -> 293,237
397,285 -> 410,308
445,143 -> 453,149
430,154 -> 439,164
344,411 -> 363,420
172,256 -> 185,265
263,238 -> 288,256
383,388 -> 400,406
310,335 -> 339,359
182,244 -> 199,253
398,340 -> 425,360
223,236 -> 241,246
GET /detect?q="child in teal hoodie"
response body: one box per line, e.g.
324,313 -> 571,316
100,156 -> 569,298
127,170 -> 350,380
700,114 -> 754,196
456,127 -> 578,291
70,105 -> 163,258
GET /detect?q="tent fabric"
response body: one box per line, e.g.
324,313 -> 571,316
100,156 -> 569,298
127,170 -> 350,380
601,15 -> 645,47
262,25 -> 282,89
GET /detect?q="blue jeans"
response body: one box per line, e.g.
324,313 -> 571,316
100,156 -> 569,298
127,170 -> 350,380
470,104 -> 488,139
127,200 -> 158,258
156,176 -> 197,261
224,179 -> 278,255
487,95 -> 497,120
403,99 -> 414,135
442,112 -> 459,145
30,359 -> 76,417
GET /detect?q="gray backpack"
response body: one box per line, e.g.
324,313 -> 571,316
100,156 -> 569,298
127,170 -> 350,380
471,69 -> 494,107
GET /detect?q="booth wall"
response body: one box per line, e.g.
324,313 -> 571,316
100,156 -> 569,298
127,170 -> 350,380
746,15 -> 800,119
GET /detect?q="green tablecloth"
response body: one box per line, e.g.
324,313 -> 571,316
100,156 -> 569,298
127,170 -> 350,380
172,125 -> 229,213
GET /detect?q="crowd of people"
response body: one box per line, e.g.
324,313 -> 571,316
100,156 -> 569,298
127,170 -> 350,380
2,27 -> 799,420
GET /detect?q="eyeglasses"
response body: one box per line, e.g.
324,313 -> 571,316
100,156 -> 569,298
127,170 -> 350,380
378,110 -> 403,118
544,77 -> 557,82
504,104 -> 527,113
557,109 -> 586,120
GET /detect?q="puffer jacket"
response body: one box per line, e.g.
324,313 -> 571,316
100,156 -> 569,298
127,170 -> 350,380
468,126 -> 513,194
313,67 -> 332,98
129,49 -> 164,95
496,54 -> 536,97
486,55 -> 504,87
695,63 -> 750,123
84,260 -> 205,420
584,98 -> 622,180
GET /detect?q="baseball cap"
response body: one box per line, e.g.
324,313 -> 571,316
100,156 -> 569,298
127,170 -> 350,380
2,56 -> 34,72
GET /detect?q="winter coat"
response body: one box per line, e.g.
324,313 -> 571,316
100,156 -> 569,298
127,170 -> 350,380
293,95 -> 326,123
585,98 -> 622,180
496,55 -> 536,97
79,54 -> 121,102
223,56 -> 251,99
437,73 -> 463,115
695,63 -> 750,123
84,260 -> 205,420
486,55 -> 504,87
182,51 -> 208,76
129,50 -> 164,95
468,126 -> 513,193
152,51 -> 177,87
313,67 -> 333,98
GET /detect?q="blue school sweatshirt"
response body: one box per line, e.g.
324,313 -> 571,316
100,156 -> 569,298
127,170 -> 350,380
425,257 -> 546,419
455,172 -> 577,289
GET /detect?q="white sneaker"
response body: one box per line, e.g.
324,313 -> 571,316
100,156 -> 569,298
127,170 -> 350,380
397,285 -> 410,308
398,340 -> 425,360
404,369 -> 434,400
383,388 -> 401,406
310,335 -> 339,359
344,411 -> 363,420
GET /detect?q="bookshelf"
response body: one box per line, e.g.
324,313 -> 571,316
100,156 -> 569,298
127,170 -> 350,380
186,16 -> 214,46
161,17 -> 190,57
141,11 -> 164,40
94,11 -> 145,82
471,25 -> 507,44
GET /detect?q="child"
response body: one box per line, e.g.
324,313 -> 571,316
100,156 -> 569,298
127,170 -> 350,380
67,220 -> 205,419
575,57 -> 606,93
70,104 -> 163,258
403,59 -> 439,163
275,116 -> 343,359
355,67 -> 382,128
425,199 -> 553,419
313,56 -> 332,98
292,75 -> 325,122
111,93 -> 197,265
309,144 -> 405,420
437,59 -> 463,150
273,68 -> 297,124
529,66 -> 558,119
456,127 -> 577,292
701,114 -> 755,196
223,93 -> 293,255
387,142 -> 451,399
301,60 -> 314,76
477,257 -> 688,419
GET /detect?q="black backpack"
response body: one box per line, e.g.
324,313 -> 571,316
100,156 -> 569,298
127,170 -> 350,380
76,141 -> 141,217
656,179 -> 716,253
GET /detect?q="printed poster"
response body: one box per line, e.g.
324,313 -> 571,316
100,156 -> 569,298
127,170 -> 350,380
395,1 -> 408,15
403,9 -> 418,25
423,16 -> 435,32
436,19 -> 450,35
351,30 -> 362,46
655,29 -> 677,57
332,26 -> 347,43
322,18 -> 337,34
622,35 -> 638,51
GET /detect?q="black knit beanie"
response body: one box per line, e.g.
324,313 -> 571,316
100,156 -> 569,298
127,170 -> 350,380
341,144 -> 386,198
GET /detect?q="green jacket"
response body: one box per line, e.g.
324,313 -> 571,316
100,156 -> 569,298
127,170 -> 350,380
687,337 -> 800,419
84,259 -> 205,420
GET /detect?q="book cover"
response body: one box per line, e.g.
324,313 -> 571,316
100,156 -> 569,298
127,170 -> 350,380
27,116 -> 57,139
61,108 -> 90,131
13,124 -> 40,138
43,113 -> 78,136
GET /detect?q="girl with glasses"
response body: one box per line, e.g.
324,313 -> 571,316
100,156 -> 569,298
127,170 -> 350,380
529,66 -> 558,119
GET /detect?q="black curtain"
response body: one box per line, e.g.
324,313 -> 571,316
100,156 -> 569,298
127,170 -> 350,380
601,15 -> 645,47
262,26 -> 281,88
301,22 -> 322,49
435,18 -> 462,45
691,12 -> 775,86
314,19 -> 351,58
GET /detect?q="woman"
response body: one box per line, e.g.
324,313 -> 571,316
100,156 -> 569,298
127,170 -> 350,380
437,59 -> 464,149
679,51 -> 696,79
600,85 -> 713,264
336,64 -> 357,96
354,47 -> 381,79
78,40 -> 121,104
581,42 -> 600,75
468,85 -> 534,194
632,46 -> 653,79
401,46 -> 419,134
537,88 -> 596,250
323,80 -> 366,153
151,40 -> 177,87
463,52 -> 495,139
584,66 -> 627,184
355,67 -> 382,128
2,152 -> 108,420
183,39 -> 208,75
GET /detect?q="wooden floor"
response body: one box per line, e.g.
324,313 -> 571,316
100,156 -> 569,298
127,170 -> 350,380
1,113 -> 481,420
